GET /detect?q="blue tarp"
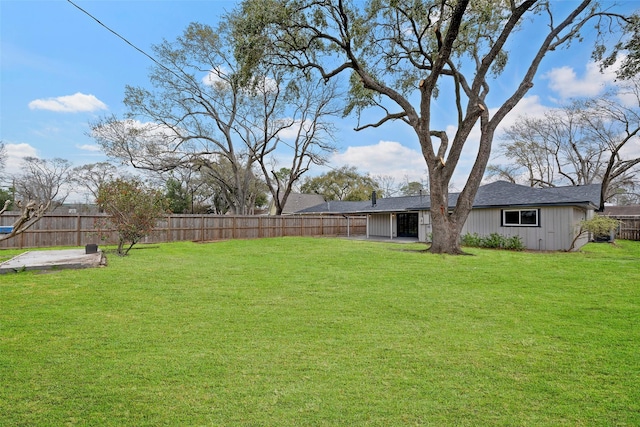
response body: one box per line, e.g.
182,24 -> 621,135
0,226 -> 13,234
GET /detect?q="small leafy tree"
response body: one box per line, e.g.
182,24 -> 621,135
568,215 -> 621,251
400,181 -> 426,197
165,177 -> 190,214
300,165 -> 380,201
96,178 -> 168,256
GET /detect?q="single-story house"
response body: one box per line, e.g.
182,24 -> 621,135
296,181 -> 602,251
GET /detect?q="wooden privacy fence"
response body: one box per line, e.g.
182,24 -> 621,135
0,214 -> 367,249
610,215 -> 640,241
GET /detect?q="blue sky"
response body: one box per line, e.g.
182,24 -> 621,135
1,0 -> 638,200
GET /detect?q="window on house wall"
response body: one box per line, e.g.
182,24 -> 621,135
502,209 -> 539,227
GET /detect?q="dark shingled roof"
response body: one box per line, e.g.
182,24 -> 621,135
296,181 -> 601,214
472,181 -> 601,208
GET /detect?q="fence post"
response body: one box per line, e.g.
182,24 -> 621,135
76,215 -> 82,246
232,216 -> 237,239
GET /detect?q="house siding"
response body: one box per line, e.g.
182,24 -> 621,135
307,182 -> 601,251
368,214 -> 395,238
368,212 -> 431,240
367,206 -> 590,250
573,208 -> 594,248
419,211 -> 431,242
460,206 -> 590,251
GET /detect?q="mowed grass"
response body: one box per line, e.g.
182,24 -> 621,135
1,238 -> 638,426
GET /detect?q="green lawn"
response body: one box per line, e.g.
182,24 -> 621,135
1,238 -> 639,426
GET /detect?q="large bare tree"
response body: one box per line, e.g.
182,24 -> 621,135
232,0 -> 631,253
92,21 -> 339,215
492,106 -> 609,188
246,75 -> 341,214
490,80 -> 640,210
12,157 -> 72,210
71,161 -> 121,200
1,157 -> 72,243
581,80 -> 640,209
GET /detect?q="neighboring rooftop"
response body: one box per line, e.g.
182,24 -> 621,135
269,193 -> 326,215
603,205 -> 640,216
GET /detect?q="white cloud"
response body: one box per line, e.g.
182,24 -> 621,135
275,118 -> 315,140
543,62 -> 617,100
202,67 -> 229,87
2,143 -> 38,177
28,92 -> 108,113
616,90 -> 638,108
502,95 -> 550,123
620,138 -> 640,159
76,144 -> 102,152
331,140 -> 427,181
203,68 -> 279,96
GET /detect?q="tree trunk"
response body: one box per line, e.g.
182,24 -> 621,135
427,174 -> 466,254
429,212 -> 464,254
275,198 -> 284,215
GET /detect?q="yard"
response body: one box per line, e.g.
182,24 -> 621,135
1,238 -> 638,426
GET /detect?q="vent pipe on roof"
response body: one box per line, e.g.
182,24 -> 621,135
371,191 -> 377,207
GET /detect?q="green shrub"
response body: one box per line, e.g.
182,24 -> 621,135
461,232 -> 482,247
461,232 -> 525,251
504,235 -> 525,251
484,233 -> 503,248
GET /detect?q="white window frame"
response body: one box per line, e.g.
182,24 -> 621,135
502,209 -> 539,227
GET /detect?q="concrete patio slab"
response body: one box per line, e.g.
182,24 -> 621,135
0,249 -> 106,274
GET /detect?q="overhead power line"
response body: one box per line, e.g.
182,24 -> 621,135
67,0 -> 162,67
66,0 -> 189,83
66,0 -> 347,179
